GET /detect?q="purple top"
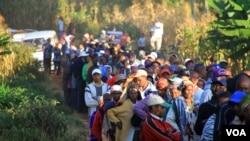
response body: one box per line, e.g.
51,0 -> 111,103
132,94 -> 153,120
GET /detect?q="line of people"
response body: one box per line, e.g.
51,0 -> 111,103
51,29 -> 250,141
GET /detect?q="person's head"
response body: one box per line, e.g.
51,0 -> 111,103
229,91 -> 247,115
127,85 -> 142,103
217,91 -> 231,105
147,95 -> 165,117
160,68 -> 172,79
219,60 -> 228,69
78,51 -> 89,61
110,85 -> 123,102
182,81 -> 194,99
130,65 -> 138,74
184,58 -> 194,70
211,78 -> 227,97
99,56 -> 108,65
151,61 -> 161,75
194,63 -> 207,79
178,69 -> 190,81
47,38 -> 51,43
190,71 -> 200,85
99,93 -> 112,107
210,55 -> 217,64
197,79 -> 205,89
134,69 -> 148,87
92,68 -> 102,83
235,75 -> 250,93
54,42 -> 61,49
115,74 -> 127,86
213,68 -> 228,79
156,78 -> 169,95
78,43 -> 85,50
168,77 -> 183,99
240,95 -> 250,125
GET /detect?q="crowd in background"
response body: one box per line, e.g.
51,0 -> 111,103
41,17 -> 250,141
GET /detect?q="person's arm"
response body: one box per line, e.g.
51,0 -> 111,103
166,104 -> 180,131
194,103 -> 207,135
133,96 -> 149,120
85,85 -> 98,107
91,110 -> 102,141
107,102 -> 127,123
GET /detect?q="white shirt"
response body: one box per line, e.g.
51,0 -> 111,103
150,113 -> 163,121
139,81 -> 157,99
151,22 -> 164,38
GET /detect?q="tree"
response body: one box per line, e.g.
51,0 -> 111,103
206,0 -> 250,70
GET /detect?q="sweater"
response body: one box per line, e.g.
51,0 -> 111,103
141,114 -> 180,141
107,99 -> 134,141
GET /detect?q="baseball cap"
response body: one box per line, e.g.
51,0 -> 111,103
178,69 -> 190,77
219,59 -> 228,64
213,68 -> 227,77
211,78 -> 227,87
147,95 -> 165,106
134,69 -> 148,77
229,91 -> 247,104
111,85 -> 123,93
92,68 -> 102,75
147,54 -> 156,61
168,76 -> 182,84
169,65 -> 179,74
156,78 -> 169,88
184,58 -> 193,65
78,51 -> 89,57
160,68 -> 171,76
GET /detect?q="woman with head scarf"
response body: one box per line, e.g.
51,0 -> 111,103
107,85 -> 141,141
166,80 -> 200,141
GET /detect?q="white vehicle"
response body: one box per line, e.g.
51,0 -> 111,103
22,30 -> 59,71
106,31 -> 123,44
8,28 -> 37,42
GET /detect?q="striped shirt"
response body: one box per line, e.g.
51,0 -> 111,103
200,114 -> 216,141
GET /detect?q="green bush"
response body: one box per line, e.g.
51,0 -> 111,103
0,43 -> 84,140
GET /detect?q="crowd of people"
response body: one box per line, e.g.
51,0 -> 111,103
41,17 -> 250,141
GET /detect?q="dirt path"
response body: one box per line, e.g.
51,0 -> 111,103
50,73 -> 90,141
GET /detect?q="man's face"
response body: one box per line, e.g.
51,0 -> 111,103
211,83 -> 226,95
237,80 -> 250,93
111,91 -> 122,102
92,73 -> 102,82
152,105 -> 165,117
152,63 -> 160,74
170,88 -> 181,99
136,76 -> 147,87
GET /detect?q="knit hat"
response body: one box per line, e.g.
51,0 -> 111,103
147,95 -> 165,106
111,85 -> 123,93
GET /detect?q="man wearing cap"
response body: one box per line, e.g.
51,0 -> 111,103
134,69 -> 157,99
85,68 -> 111,117
91,93 -> 112,141
200,68 -> 229,104
194,78 -> 227,135
184,58 -> 194,69
214,91 -> 247,141
102,85 -> 123,141
71,51 -> 89,113
141,95 -> 180,141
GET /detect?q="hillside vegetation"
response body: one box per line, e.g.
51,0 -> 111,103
1,0 -> 250,72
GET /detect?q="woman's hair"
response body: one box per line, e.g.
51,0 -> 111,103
126,85 -> 142,101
